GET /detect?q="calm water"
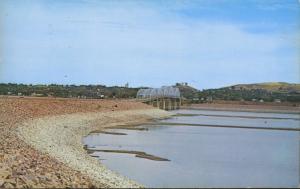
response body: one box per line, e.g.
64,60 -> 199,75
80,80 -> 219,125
83,109 -> 300,187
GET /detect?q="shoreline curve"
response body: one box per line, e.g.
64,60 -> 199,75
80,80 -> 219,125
17,109 -> 172,188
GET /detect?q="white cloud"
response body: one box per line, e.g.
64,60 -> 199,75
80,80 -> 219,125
0,0 -> 299,88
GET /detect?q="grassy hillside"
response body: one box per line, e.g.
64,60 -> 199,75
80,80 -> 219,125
174,83 -> 199,99
198,82 -> 300,103
231,82 -> 300,93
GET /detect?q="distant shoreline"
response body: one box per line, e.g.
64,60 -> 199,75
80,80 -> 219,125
182,103 -> 300,114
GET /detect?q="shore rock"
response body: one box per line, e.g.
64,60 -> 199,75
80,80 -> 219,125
0,97 -> 152,188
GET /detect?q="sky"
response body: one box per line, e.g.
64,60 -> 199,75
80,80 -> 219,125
0,0 -> 299,89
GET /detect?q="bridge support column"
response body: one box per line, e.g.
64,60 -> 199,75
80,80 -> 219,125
171,99 -> 174,110
166,99 -> 169,110
172,99 -> 176,110
138,97 -> 181,110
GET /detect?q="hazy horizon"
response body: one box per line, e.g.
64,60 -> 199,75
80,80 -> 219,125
0,0 -> 299,90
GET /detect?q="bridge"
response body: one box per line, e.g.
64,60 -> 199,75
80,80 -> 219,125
136,86 -> 181,110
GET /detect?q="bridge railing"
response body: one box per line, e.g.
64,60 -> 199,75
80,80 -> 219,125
136,86 -> 180,100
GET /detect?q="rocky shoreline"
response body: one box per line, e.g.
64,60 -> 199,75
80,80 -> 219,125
17,109 -> 171,188
0,97 -> 160,188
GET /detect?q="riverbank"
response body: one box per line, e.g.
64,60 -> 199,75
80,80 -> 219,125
183,103 -> 300,114
0,97 -> 170,188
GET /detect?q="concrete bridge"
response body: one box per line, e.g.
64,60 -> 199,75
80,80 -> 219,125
136,86 -> 181,110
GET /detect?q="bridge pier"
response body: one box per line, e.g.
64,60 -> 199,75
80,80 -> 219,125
138,97 -> 181,111
175,99 -> 180,109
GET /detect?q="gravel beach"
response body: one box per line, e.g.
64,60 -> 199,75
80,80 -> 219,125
17,109 -> 171,188
0,96 -> 169,188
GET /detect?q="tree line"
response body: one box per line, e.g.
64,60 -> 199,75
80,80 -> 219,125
0,83 -> 139,99
197,88 -> 300,102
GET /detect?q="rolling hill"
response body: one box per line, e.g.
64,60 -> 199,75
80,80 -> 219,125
229,82 -> 300,93
174,83 -> 199,99
199,82 -> 300,102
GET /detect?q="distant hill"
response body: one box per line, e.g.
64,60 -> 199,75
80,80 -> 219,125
198,82 -> 300,103
174,83 -> 199,99
228,82 -> 300,93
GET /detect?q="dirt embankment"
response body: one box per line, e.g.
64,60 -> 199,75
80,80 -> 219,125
0,97 -> 152,188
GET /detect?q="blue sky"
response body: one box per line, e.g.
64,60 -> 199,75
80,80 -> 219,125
0,0 -> 299,89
